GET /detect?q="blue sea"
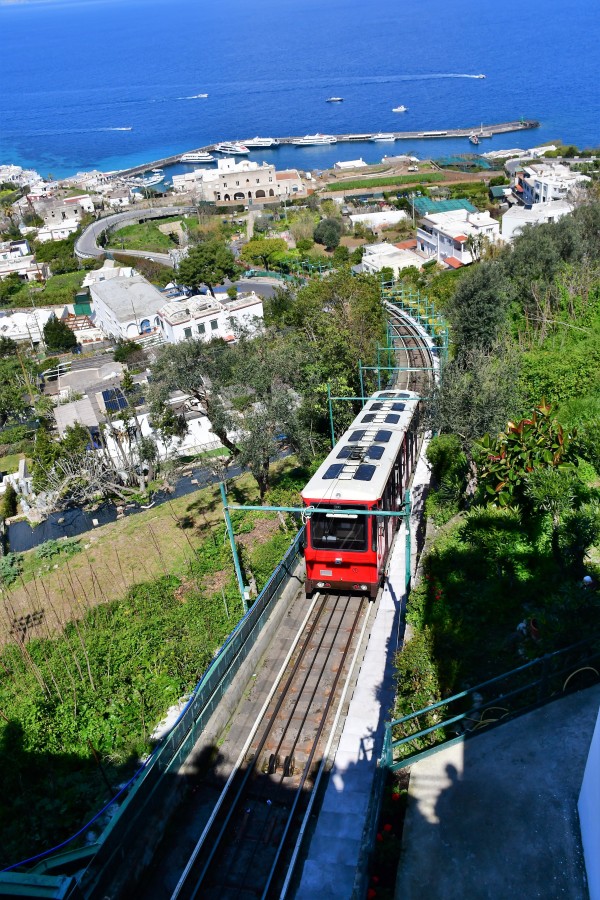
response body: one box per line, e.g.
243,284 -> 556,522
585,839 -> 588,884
1,0 -> 600,179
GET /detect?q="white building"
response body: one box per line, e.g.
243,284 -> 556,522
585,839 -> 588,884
0,307 -> 65,346
158,291 -> 264,344
105,187 -> 133,209
501,200 -> 574,242
516,163 -> 590,205
417,209 -> 501,267
361,242 -> 424,276
33,194 -> 95,242
82,259 -> 136,289
90,275 -> 165,341
334,159 -> 368,170
0,164 -> 43,187
0,239 -> 50,282
36,222 -> 80,242
349,210 -> 409,229
172,157 -> 304,202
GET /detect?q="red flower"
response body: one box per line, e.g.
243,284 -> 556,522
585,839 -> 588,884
376,832 -> 383,842
368,890 -> 377,899
383,823 -> 393,832
391,792 -> 400,801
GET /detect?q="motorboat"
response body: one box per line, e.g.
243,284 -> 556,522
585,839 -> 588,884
326,97 -> 344,102
181,151 -> 216,163
392,105 -> 408,113
371,132 -> 396,141
469,133 -> 480,145
242,137 -> 280,148
214,142 -> 250,154
474,74 -> 486,79
136,172 -> 164,187
292,134 -> 337,145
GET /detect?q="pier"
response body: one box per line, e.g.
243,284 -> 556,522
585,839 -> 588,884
112,119 -> 539,178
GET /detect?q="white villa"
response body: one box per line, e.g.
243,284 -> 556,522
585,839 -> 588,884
417,209 -> 500,267
360,242 -> 424,276
515,163 -> 590,205
90,275 -> 165,341
501,200 -> 574,242
158,291 -> 264,344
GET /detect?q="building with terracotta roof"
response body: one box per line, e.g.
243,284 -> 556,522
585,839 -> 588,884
417,209 -> 500,267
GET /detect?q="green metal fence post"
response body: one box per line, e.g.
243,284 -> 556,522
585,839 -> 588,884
327,383 -> 335,448
359,360 -> 365,407
220,483 -> 248,613
404,488 -> 412,594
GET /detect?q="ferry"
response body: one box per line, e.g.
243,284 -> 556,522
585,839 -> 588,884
371,132 -> 396,142
392,105 -> 408,113
292,134 -> 337,145
181,151 -> 215,163
214,142 -> 250,154
326,97 -> 344,102
243,137 -> 280,148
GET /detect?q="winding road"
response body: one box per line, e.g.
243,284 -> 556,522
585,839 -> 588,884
74,206 -> 197,260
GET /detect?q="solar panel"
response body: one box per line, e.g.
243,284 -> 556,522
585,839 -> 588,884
337,446 -> 354,459
366,446 -> 385,460
392,402 -> 406,411
354,464 -> 376,481
374,429 -> 392,443
385,414 -> 400,424
362,414 -> 375,423
102,389 -> 128,413
371,402 -> 382,411
323,464 -> 345,480
349,430 -> 366,442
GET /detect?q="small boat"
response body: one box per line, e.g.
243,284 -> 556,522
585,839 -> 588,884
371,132 -> 396,142
392,105 -> 408,113
292,133 -> 337,145
136,173 -> 164,187
214,141 -> 250,154
326,97 -> 344,102
181,151 -> 216,163
469,133 -> 480,145
474,74 -> 486,79
242,137 -> 280,148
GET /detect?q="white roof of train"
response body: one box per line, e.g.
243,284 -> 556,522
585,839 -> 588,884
301,389 -> 420,505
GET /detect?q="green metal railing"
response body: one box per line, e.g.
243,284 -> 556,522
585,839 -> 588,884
381,635 -> 600,771
382,282 -> 449,359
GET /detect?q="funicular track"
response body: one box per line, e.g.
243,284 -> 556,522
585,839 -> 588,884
384,304 -> 437,395
171,592 -> 369,900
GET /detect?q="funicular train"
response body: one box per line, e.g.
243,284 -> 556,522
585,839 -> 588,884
301,390 -> 421,598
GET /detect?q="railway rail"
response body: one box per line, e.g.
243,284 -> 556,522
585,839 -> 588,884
385,303 -> 438,395
171,592 -> 370,900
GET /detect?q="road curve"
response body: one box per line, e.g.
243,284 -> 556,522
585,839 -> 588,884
74,206 -> 196,259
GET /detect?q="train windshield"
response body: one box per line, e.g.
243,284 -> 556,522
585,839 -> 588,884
310,507 -> 368,552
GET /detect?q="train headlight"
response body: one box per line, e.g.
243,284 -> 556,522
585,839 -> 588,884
361,584 -> 368,591
317,581 -> 325,588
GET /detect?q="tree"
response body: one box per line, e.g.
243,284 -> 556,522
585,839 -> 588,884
332,245 -> 350,266
313,218 -> 343,251
0,273 -> 23,307
43,316 -> 77,353
177,240 -> 238,297
0,356 -> 31,426
0,336 -> 17,358
0,482 -> 18,518
445,261 -> 511,357
240,238 -> 288,272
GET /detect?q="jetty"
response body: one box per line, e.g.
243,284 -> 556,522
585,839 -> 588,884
112,119 -> 539,179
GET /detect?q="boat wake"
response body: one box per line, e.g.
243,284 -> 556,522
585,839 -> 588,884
101,127 -> 133,131
177,93 -> 209,100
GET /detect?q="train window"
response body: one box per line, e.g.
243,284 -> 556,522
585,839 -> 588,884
391,402 -> 406,411
397,393 -> 410,398
366,445 -> 385,460
361,414 -> 376,423
379,392 -> 395,398
323,464 -> 345,479
384,414 -> 400,424
374,429 -> 392,443
354,464 -> 376,481
349,429 -> 366,442
310,511 -> 367,552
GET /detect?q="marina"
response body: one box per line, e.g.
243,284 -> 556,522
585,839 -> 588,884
112,119 -> 539,179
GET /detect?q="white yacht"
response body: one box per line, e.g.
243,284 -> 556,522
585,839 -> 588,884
326,97 -> 344,102
292,134 -> 337,145
181,151 -> 216,163
392,105 -> 408,113
214,141 -> 250,154
135,172 -> 164,187
242,137 -> 280,148
474,74 -> 486,79
371,133 -> 396,142
469,133 -> 481,145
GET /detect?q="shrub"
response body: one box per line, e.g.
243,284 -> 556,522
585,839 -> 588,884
425,434 -> 467,524
0,482 -> 18,518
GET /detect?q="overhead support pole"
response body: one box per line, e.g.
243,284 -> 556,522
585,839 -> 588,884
327,383 -> 335,449
358,360 -> 365,408
404,488 -> 412,594
220,483 -> 248,613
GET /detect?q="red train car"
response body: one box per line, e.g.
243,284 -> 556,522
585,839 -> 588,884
301,390 -> 421,598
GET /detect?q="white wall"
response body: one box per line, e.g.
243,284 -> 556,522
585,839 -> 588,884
579,707 -> 600,899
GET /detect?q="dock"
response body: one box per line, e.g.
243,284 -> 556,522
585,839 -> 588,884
112,119 -> 539,178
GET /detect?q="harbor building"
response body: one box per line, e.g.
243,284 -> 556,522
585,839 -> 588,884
417,209 -> 500,267
171,158 -> 304,202
514,163 -> 590,205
